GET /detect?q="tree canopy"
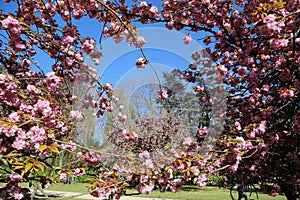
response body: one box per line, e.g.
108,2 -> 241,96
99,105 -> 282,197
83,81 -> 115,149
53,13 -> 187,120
0,0 -> 299,199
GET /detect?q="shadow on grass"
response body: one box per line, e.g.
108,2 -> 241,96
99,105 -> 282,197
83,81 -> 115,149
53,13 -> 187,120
180,185 -> 216,192
180,186 -> 201,192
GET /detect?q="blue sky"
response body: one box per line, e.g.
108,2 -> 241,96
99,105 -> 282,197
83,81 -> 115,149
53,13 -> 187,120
1,0 -> 208,85
1,0 -> 213,145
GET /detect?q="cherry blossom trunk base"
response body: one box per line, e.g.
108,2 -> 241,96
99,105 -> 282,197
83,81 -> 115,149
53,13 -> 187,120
284,192 -> 297,200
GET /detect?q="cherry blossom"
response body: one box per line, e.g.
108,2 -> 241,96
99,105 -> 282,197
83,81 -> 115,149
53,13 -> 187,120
136,57 -> 148,68
182,34 -> 192,45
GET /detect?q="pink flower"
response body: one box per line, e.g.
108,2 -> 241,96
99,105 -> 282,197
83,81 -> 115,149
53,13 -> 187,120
270,39 -> 289,50
280,69 -> 291,81
73,168 -> 85,176
191,167 -> 200,176
236,66 -> 247,76
263,14 -> 276,24
0,74 -> 6,83
140,1 -> 148,7
193,85 -> 204,93
12,40 -> 26,52
27,84 -> 41,94
234,121 -> 242,131
59,172 -> 68,182
73,9 -> 84,20
12,137 -> 26,150
122,129 -> 138,142
166,21 -> 174,30
246,130 -> 256,139
6,81 -> 17,91
158,89 -> 169,100
136,57 -> 148,68
257,121 -> 266,134
182,34 -> 192,44
196,174 -> 207,187
74,51 -> 84,62
10,187 -> 25,200
165,168 -> 173,180
81,39 -> 95,54
33,99 -> 52,116
113,34 -> 124,43
136,182 -> 154,194
1,16 -> 22,39
8,112 -> 20,123
9,173 -> 23,182
62,36 -> 75,45
61,141 -> 77,152
178,162 -> 189,170
26,126 -> 46,143
139,150 -> 150,159
215,64 -> 228,75
261,84 -> 270,93
85,151 -> 102,166
42,72 -> 62,91
44,182 -> 51,189
134,36 -> 147,48
149,6 -> 159,18
69,110 -> 84,122
140,174 -> 150,183
198,127 -> 208,136
260,14 -> 285,36
279,88 -> 295,100
144,159 -> 154,169
118,112 -> 127,122
104,83 -> 113,91
170,182 -> 181,192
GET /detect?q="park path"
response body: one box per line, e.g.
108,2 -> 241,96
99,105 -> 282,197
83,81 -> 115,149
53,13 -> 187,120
43,190 -> 174,200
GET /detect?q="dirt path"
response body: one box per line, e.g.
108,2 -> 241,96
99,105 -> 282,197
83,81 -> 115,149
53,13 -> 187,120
42,190 -> 174,200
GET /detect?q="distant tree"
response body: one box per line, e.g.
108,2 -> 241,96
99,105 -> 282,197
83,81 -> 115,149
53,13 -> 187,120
158,72 -> 210,142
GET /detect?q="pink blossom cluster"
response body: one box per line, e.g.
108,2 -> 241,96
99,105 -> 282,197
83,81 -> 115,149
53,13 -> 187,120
42,72 -> 62,91
197,127 -> 208,137
182,34 -> 192,44
246,121 -> 267,139
136,57 -> 148,68
73,168 -> 85,176
122,129 -> 138,142
259,14 -> 285,36
136,181 -> 155,194
59,172 -> 68,182
158,89 -> 170,100
69,110 -> 84,122
270,39 -> 289,51
61,141 -> 77,152
99,97 -> 114,112
81,38 -> 96,54
77,151 -> 102,166
0,186 -> 27,200
1,16 -> 22,39
90,186 -> 123,200
138,150 -> 150,159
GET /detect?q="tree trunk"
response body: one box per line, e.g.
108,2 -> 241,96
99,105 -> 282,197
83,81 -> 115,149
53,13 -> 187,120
281,183 -> 297,200
59,151 -> 64,168
285,191 -> 297,200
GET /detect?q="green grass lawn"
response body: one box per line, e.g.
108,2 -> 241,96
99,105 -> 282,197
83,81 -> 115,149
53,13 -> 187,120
136,186 -> 287,200
47,183 -> 286,200
0,182 -> 287,199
